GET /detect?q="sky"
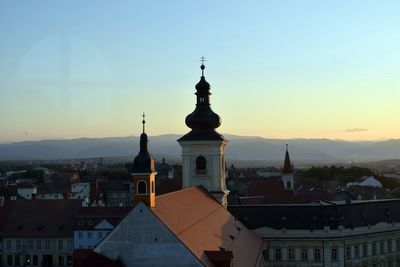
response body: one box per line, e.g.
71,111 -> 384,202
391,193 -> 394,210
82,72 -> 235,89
1,1 -> 400,142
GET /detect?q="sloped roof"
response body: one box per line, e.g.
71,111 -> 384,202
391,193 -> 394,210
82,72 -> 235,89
75,207 -> 131,230
1,199 -> 81,237
152,186 -> 265,267
76,250 -> 123,267
282,146 -> 293,174
229,199 -> 400,231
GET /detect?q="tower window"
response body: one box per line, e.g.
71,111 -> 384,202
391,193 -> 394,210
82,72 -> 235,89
196,156 -> 207,175
137,180 -> 147,194
199,97 -> 205,103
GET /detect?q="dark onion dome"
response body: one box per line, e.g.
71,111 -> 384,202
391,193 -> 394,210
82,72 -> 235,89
282,144 -> 293,174
132,116 -> 155,173
178,64 -> 225,142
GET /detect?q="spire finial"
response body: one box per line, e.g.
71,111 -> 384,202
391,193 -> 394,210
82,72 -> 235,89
142,112 -> 146,133
200,56 -> 206,77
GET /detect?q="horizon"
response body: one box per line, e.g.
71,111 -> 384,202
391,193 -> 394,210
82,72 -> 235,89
1,1 -> 400,142
0,132 -> 395,145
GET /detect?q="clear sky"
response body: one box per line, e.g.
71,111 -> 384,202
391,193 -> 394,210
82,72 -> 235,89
1,0 -> 400,142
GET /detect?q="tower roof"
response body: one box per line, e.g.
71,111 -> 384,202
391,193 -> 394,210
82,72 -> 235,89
178,60 -> 225,142
132,114 -> 155,173
283,144 -> 293,174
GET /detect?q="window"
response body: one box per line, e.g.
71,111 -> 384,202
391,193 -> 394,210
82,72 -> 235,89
58,240 -> 63,250
36,240 -> 41,250
137,180 -> 147,194
362,244 -> 367,257
346,246 -> 351,259
7,255 -> 12,265
87,232 -> 92,239
26,255 -> 31,265
16,240 -> 21,250
78,232 -> 83,239
33,255 -> 38,265
262,249 -> 269,261
275,248 -> 281,261
67,256 -> 72,266
78,220 -> 84,226
301,248 -> 308,261
88,220 -> 93,225
380,241 -> 385,254
332,248 -> 338,262
388,240 -> 392,252
372,243 -> 376,255
355,245 -> 360,258
28,240 -> 33,249
196,156 -> 206,175
15,255 -> 20,265
6,240 -> 11,250
59,255 -> 64,266
45,240 -> 50,250
314,249 -> 321,262
288,248 -> 294,261
397,239 -> 400,252
67,240 -> 73,250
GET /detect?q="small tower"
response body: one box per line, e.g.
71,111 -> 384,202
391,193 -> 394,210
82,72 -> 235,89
131,114 -> 157,208
178,60 -> 229,206
282,144 -> 294,191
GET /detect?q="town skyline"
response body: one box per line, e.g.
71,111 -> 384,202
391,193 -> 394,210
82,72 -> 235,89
1,1 -> 400,142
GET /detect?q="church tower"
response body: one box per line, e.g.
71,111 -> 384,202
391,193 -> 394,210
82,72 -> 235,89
131,114 -> 157,208
178,61 -> 229,205
282,144 -> 294,191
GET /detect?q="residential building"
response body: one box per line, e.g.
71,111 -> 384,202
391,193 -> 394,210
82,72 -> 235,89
73,207 -> 131,249
0,200 -> 81,267
229,199 -> 400,266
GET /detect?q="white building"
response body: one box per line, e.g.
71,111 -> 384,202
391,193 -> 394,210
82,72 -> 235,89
70,182 -> 91,206
73,207 -> 130,249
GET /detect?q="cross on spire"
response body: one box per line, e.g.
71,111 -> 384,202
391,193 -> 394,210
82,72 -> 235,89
142,113 -> 146,133
200,56 -> 206,77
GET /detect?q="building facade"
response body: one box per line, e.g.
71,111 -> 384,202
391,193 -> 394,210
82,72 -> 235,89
229,200 -> 400,267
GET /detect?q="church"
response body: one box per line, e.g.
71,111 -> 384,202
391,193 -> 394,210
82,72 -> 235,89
77,63 -> 265,267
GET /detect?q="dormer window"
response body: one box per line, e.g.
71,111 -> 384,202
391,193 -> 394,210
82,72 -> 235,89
196,156 -> 207,176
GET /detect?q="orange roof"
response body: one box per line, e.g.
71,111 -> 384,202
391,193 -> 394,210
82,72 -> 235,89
152,186 -> 265,267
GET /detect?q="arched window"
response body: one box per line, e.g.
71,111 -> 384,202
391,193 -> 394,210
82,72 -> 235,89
196,156 -> 206,175
137,180 -> 147,194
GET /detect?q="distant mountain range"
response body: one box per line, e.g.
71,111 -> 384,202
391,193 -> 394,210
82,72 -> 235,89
1,134 -> 400,165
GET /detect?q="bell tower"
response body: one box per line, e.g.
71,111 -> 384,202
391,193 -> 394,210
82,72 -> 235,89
282,144 -> 294,191
178,60 -> 229,205
131,114 -> 157,208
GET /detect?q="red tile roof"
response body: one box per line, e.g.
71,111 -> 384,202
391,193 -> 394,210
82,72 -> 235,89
75,250 -> 122,267
152,186 -> 265,267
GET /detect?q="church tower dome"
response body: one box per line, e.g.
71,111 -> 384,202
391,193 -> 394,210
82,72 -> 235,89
133,114 -> 155,173
179,61 -> 224,142
178,59 -> 229,207
132,114 -> 156,208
